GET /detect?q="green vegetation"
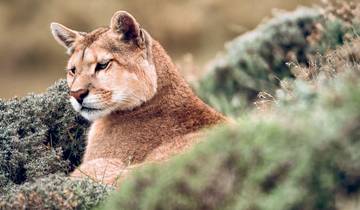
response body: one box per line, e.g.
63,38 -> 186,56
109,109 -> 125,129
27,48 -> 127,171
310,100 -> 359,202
0,81 -> 112,209
0,80 -> 88,190
197,3 -> 360,115
1,2 -> 360,210
1,175 -> 112,209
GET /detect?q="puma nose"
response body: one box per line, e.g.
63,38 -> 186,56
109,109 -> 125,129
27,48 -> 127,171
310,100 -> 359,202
70,89 -> 89,104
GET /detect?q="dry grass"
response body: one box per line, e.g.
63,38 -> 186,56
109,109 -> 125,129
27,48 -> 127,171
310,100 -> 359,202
255,35 -> 360,113
321,0 -> 360,27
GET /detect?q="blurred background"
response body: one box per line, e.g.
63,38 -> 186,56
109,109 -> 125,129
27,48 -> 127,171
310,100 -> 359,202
0,0 -> 319,99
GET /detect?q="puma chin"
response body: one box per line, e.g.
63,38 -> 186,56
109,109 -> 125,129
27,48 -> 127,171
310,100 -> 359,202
50,11 -> 158,121
69,96 -> 110,121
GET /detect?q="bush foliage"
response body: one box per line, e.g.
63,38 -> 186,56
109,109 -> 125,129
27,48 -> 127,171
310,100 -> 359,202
0,81 -> 112,209
0,175 -> 112,210
197,3 -> 360,115
0,80 -> 88,190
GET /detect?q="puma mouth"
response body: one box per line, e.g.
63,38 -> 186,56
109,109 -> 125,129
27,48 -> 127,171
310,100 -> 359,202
81,106 -> 103,112
79,106 -> 112,121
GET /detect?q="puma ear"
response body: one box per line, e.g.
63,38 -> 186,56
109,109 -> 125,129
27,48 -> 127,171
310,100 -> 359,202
110,11 -> 142,43
50,22 -> 81,49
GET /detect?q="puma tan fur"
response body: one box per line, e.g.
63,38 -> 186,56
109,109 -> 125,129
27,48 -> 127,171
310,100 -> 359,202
51,11 -> 226,185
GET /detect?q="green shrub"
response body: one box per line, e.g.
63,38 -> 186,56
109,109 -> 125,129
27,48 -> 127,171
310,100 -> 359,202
0,80 -> 113,209
0,174 -> 112,210
0,80 -> 89,193
196,5 -> 360,116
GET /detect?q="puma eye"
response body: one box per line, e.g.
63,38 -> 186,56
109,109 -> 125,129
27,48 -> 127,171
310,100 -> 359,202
95,60 -> 111,72
67,67 -> 76,74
